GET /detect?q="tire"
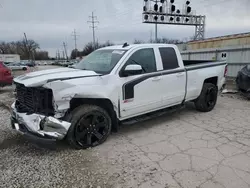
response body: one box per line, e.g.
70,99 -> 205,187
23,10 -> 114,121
195,83 -> 218,112
22,67 -> 27,71
66,105 -> 112,149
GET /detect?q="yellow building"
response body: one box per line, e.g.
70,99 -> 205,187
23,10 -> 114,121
188,32 -> 250,50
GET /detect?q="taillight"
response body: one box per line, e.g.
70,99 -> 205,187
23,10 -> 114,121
224,65 -> 228,77
4,69 -> 11,76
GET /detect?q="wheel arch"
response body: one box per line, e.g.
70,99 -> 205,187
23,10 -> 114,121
69,98 -> 119,132
194,77 -> 219,101
204,76 -> 218,87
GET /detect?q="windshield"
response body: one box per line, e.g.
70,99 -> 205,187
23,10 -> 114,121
75,49 -> 127,74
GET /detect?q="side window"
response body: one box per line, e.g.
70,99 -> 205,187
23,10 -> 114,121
159,47 -> 179,70
126,48 -> 157,74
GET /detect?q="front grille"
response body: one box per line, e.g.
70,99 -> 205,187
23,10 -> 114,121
15,82 -> 54,116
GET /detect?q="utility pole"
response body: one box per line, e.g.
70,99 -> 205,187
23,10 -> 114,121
57,50 -> 60,60
153,0 -> 158,42
62,50 -> 65,60
155,23 -> 158,42
62,42 -> 68,61
88,11 -> 99,49
24,33 -> 32,60
71,29 -> 79,59
150,29 -> 153,43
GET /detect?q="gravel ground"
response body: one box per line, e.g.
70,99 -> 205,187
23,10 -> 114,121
1,94 -> 250,188
0,106 -> 110,188
0,67 -> 250,187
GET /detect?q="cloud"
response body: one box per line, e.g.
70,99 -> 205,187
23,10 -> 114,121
0,0 -> 249,56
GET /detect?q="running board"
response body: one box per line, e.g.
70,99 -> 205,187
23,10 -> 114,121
121,104 -> 184,125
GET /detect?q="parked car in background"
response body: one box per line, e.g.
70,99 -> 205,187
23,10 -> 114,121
6,62 -> 29,71
236,65 -> 250,99
21,60 -> 36,67
0,61 -> 13,87
68,60 -> 80,68
26,61 -> 36,67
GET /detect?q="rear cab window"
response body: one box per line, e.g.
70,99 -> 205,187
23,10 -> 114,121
159,47 -> 179,70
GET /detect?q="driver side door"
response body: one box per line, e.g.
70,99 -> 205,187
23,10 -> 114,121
119,47 -> 163,119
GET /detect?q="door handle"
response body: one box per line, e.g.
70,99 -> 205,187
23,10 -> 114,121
152,77 -> 161,81
176,73 -> 184,77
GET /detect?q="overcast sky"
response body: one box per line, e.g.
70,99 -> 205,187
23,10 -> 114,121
0,0 -> 250,57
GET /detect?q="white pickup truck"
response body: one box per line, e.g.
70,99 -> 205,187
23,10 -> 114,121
11,44 -> 227,149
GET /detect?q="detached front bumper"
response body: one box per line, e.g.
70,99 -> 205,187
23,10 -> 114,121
11,103 -> 71,143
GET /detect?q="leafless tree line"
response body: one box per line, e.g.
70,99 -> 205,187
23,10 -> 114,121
0,39 -> 44,60
70,37 -> 186,59
134,37 -> 184,44
70,40 -> 114,59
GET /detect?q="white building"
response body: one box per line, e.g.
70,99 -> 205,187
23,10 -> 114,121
0,54 -> 20,63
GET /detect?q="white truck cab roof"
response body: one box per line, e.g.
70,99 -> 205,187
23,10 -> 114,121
101,43 -> 178,51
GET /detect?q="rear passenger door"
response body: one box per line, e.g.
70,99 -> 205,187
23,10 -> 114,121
158,47 -> 186,106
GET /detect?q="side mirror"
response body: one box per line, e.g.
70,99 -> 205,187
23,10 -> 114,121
123,64 -> 143,76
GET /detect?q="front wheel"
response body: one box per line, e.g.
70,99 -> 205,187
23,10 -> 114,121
66,105 -> 112,149
195,83 -> 218,112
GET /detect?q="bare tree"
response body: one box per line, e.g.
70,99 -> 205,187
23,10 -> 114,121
70,41 -> 115,58
133,39 -> 145,44
0,39 -> 40,60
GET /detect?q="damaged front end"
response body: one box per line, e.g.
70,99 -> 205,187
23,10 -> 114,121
11,82 -> 72,143
11,102 -> 71,140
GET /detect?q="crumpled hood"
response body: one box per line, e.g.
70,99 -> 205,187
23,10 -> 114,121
14,67 -> 100,87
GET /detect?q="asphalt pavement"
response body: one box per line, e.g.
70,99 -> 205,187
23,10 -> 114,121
0,66 -> 250,188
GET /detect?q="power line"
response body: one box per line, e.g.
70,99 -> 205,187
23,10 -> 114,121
62,50 -> 65,60
62,42 -> 68,61
57,49 -> 60,60
88,11 -> 99,49
71,29 -> 79,58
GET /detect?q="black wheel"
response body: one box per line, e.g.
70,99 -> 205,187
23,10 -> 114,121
22,67 -> 27,71
195,83 -> 218,112
66,105 -> 112,149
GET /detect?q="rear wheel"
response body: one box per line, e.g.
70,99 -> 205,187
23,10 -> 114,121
66,105 -> 112,149
195,83 -> 218,112
22,67 -> 27,71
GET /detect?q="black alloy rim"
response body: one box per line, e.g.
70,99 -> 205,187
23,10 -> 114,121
75,112 -> 109,147
205,87 -> 217,108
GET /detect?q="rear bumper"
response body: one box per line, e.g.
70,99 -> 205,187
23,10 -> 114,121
11,102 -> 71,143
0,76 -> 13,86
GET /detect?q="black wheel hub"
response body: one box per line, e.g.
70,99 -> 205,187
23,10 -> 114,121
205,87 -> 217,108
75,112 -> 109,147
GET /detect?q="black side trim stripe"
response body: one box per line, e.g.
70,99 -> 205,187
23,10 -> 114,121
185,62 -> 227,71
123,69 -> 185,100
123,62 -> 227,100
